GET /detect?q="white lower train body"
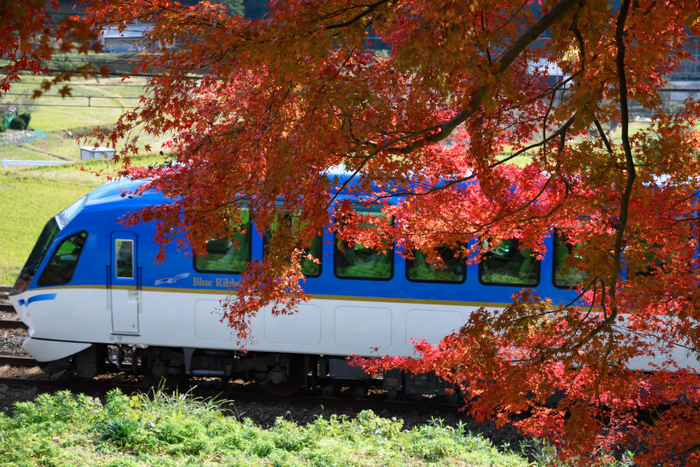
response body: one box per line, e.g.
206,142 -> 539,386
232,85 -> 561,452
13,287 -> 478,360
11,287 -> 699,392
11,286 -> 484,394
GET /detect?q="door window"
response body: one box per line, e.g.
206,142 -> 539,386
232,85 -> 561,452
115,239 -> 134,279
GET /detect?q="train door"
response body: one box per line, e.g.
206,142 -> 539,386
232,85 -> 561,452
110,232 -> 140,334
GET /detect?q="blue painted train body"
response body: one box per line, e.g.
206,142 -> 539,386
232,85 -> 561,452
7,178 -> 623,393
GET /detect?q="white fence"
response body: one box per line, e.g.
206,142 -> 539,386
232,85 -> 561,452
1,160 -> 71,167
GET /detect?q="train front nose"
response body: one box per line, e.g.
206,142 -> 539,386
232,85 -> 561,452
8,293 -> 34,332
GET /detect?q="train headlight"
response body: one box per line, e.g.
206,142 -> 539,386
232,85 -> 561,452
11,275 -> 31,295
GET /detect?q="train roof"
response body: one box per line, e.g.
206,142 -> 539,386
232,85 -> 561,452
79,166 -> 424,217
80,168 -> 370,214
82,179 -> 167,212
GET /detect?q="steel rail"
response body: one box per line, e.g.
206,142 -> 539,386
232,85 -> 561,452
0,356 -> 39,367
0,319 -> 27,330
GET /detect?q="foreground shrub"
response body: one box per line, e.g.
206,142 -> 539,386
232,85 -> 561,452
8,116 -> 26,130
0,388 -> 536,466
19,112 -> 31,128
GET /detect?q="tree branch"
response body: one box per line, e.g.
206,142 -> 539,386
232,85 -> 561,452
394,0 -> 586,154
609,0 -> 635,313
323,0 -> 393,31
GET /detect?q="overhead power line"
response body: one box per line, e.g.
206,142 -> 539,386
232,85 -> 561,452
0,102 -> 137,109
6,82 -> 150,88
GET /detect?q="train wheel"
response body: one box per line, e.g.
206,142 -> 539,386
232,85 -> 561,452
143,348 -> 186,388
263,356 -> 305,396
144,364 -> 187,388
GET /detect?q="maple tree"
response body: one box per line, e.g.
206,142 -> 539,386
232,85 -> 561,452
9,0 -> 700,463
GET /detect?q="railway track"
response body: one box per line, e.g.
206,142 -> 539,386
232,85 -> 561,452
0,370 -> 463,416
0,287 -> 36,367
0,355 -> 39,367
0,319 -> 27,330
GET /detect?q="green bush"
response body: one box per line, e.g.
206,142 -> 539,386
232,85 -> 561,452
0,122 -> 5,132
8,116 -> 26,130
19,113 -> 31,128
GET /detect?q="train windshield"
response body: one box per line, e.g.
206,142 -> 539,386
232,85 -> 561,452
55,196 -> 86,229
10,196 -> 86,295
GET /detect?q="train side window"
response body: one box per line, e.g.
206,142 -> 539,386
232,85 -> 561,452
37,231 -> 88,287
334,209 -> 393,280
194,211 -> 251,273
406,245 -> 466,283
479,238 -> 540,286
631,240 -> 668,277
553,229 -> 588,288
115,240 -> 134,279
301,236 -> 322,276
264,214 -> 322,277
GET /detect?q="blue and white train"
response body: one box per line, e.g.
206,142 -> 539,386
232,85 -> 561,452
9,178 -> 690,394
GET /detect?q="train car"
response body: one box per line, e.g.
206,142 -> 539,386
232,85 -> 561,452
9,178 -> 690,394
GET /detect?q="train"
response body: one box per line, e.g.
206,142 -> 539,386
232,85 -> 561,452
9,177 -> 693,395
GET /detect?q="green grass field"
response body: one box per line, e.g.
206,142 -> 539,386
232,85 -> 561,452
0,168 -> 99,285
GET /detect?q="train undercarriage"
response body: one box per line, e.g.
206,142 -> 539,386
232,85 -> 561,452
48,344 -> 455,399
